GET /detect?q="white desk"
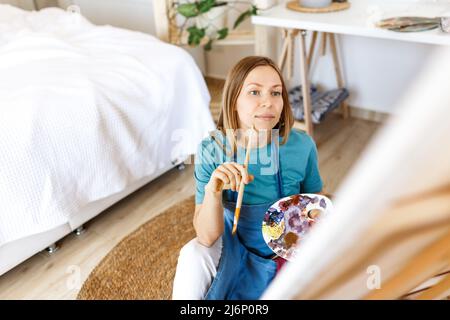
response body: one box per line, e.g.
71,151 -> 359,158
252,0 -> 450,136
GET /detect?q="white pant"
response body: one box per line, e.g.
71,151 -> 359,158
172,237 -> 223,300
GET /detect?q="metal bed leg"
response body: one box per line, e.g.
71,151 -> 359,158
46,243 -> 59,254
177,163 -> 185,171
74,225 -> 85,236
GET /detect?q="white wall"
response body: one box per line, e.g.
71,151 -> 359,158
293,32 -> 436,114
0,0 -> 30,9
58,0 -> 156,35
0,0 -> 57,9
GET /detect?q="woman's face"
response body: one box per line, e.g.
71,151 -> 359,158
236,65 -> 284,132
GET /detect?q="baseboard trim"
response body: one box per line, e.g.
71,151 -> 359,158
293,105 -> 388,131
333,106 -> 389,123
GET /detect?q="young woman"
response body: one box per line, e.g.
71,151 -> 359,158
172,56 -> 324,300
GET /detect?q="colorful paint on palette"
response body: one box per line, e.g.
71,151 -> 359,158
262,194 -> 333,261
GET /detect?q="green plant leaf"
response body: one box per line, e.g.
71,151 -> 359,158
204,39 -> 213,51
187,26 -> 206,46
177,3 -> 199,18
233,9 -> 251,29
215,1 -> 227,7
251,5 -> 258,15
197,0 -> 216,14
217,27 -> 228,40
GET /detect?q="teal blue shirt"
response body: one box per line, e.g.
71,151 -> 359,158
194,129 -> 323,205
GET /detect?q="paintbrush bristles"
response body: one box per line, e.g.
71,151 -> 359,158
232,126 -> 254,235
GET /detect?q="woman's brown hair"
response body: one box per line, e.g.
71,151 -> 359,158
213,56 -> 294,157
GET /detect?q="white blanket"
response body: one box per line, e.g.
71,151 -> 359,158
0,5 -> 215,246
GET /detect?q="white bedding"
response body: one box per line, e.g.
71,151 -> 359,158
0,5 -> 215,246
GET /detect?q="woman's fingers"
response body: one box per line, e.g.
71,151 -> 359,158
218,164 -> 237,191
225,162 -> 242,191
222,163 -> 242,191
211,170 -> 230,190
224,163 -> 252,188
212,162 -> 254,192
234,164 -> 250,184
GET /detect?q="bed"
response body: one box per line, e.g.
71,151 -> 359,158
0,4 -> 215,276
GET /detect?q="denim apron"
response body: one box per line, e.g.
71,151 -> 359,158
205,135 -> 285,300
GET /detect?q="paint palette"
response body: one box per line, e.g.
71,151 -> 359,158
262,194 -> 333,261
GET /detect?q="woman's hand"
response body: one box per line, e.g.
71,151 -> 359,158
205,162 -> 254,193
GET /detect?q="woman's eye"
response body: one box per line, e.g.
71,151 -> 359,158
249,90 -> 281,96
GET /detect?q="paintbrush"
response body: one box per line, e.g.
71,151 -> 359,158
232,124 -> 255,236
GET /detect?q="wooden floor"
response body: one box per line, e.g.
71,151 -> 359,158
0,79 -> 382,299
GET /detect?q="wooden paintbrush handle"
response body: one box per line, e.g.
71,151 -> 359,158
232,180 -> 246,235
232,126 -> 254,235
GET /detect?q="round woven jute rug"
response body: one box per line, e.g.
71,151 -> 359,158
77,195 -> 196,300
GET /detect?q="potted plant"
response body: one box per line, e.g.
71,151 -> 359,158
173,0 -> 259,50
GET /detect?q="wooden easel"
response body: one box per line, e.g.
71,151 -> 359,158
294,186 -> 450,300
278,29 -> 350,137
262,46 -> 450,300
